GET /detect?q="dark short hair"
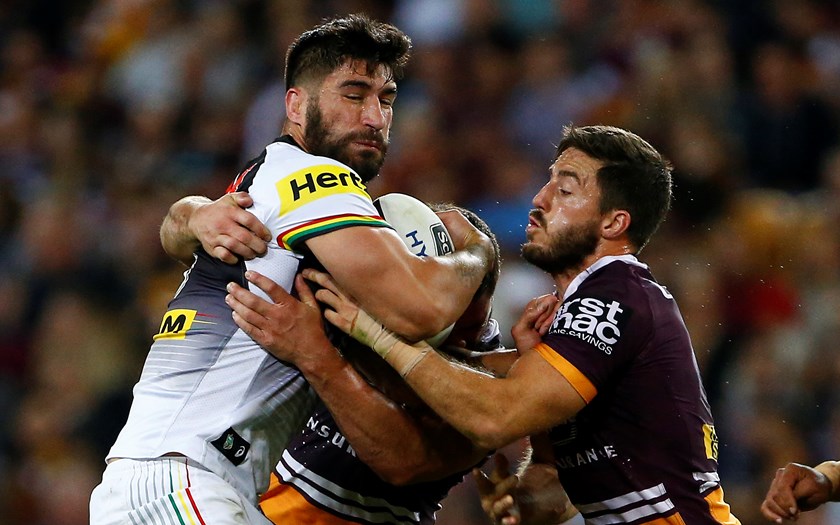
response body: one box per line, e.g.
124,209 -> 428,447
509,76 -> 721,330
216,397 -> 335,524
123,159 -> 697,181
429,202 -> 501,299
556,124 -> 673,252
285,14 -> 412,90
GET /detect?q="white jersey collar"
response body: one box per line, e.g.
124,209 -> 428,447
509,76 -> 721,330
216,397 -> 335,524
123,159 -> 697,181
561,254 -> 648,301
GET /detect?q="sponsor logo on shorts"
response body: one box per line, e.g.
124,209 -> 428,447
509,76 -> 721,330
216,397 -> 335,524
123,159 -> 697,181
551,297 -> 631,355
703,424 -> 719,461
277,164 -> 368,214
154,309 -> 197,340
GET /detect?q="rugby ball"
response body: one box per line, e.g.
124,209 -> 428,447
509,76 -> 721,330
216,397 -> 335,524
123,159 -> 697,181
373,193 -> 455,347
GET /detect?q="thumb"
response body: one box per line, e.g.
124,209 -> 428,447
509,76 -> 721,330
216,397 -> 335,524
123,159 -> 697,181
229,191 -> 254,208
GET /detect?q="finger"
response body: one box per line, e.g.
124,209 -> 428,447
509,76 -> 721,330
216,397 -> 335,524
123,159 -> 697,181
491,494 -> 515,515
537,301 -> 560,334
226,282 -> 275,320
214,234 -> 261,261
314,287 -> 341,308
229,191 -> 254,209
473,468 -> 495,496
210,246 -> 239,265
302,268 -> 343,297
323,308 -> 352,334
294,274 -> 318,310
244,271 -> 291,304
490,453 -> 512,483
759,499 -> 787,523
231,209 -> 272,246
231,309 -> 266,344
490,475 -> 518,502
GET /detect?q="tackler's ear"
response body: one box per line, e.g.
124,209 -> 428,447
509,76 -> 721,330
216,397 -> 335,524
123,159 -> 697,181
602,209 -> 631,241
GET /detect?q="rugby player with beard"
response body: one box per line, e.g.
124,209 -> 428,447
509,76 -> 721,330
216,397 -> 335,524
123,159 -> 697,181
90,14 -> 493,525
231,125 -> 741,525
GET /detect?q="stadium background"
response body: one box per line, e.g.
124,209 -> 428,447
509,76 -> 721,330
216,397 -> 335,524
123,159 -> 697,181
2,0 -> 840,523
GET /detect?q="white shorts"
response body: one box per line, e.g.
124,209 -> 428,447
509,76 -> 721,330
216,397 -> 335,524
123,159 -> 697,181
89,457 -> 273,525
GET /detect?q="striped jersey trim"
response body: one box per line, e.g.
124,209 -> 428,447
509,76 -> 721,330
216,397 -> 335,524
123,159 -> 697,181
533,343 -> 597,402
278,214 -> 392,251
577,484 -> 680,525
276,450 -> 420,524
693,471 -> 720,493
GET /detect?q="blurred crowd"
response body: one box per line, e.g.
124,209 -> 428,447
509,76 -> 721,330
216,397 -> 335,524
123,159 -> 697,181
2,0 -> 840,523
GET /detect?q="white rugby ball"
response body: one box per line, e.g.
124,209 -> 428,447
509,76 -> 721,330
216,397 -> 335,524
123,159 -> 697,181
373,193 -> 455,347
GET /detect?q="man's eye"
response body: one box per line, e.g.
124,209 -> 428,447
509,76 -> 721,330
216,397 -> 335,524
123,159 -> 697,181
345,94 -> 362,100
380,98 -> 394,108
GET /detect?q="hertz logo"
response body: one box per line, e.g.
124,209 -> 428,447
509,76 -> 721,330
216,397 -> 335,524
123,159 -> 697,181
154,309 -> 197,340
277,165 -> 368,214
703,424 -> 719,461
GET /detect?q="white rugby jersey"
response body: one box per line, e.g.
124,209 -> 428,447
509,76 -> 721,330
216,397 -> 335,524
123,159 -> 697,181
107,136 -> 393,503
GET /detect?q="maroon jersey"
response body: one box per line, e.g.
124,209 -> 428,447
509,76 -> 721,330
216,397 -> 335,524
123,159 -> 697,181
534,256 -> 740,525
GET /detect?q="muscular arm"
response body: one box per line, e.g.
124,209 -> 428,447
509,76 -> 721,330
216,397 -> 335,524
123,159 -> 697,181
299,346 -> 490,484
228,272 -> 489,484
307,209 -> 492,340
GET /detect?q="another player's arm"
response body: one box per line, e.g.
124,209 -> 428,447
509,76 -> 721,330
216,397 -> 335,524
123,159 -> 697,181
311,269 -> 587,450
815,461 -> 840,500
160,193 -> 271,266
305,209 -> 493,341
228,272 -> 489,484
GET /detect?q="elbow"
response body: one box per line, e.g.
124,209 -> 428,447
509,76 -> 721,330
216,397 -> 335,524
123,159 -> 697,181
465,420 -> 517,452
365,458 -> 439,486
374,466 -> 424,487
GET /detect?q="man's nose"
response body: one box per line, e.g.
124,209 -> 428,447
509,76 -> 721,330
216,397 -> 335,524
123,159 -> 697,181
361,99 -> 387,129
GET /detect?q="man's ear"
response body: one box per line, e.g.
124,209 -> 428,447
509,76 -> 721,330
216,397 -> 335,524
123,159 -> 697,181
286,87 -> 306,126
602,210 -> 631,241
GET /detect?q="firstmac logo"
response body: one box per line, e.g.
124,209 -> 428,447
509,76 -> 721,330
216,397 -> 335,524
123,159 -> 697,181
551,297 -> 630,354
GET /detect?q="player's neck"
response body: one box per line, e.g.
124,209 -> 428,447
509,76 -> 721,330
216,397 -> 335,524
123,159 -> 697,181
551,243 -> 632,296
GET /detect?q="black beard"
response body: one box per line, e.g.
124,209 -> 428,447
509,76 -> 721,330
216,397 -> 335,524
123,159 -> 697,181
304,102 -> 387,183
521,217 -> 600,275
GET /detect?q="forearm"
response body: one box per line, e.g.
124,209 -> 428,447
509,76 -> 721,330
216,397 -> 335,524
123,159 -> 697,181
297,347 -> 486,484
815,461 -> 840,501
315,231 -> 493,341
394,349 -> 525,450
160,196 -> 211,265
365,336 -> 582,451
362,247 -> 492,341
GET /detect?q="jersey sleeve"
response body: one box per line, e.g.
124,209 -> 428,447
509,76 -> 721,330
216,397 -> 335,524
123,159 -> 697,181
537,271 -> 650,403
245,151 -> 392,253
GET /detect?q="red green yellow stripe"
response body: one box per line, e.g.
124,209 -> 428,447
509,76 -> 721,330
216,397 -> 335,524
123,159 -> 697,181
278,214 -> 391,251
